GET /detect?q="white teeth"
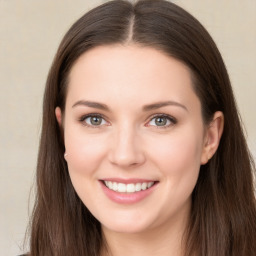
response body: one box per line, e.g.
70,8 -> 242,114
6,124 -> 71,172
104,181 -> 155,193
135,183 -> 141,191
112,182 -> 118,191
126,184 -> 135,193
147,182 -> 154,188
117,183 -> 126,192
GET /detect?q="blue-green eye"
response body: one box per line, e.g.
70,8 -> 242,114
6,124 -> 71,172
82,115 -> 107,126
148,115 -> 176,127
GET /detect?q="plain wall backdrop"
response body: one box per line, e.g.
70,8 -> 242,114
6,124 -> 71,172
0,0 -> 255,255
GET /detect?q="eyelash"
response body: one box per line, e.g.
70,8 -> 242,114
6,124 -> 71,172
79,113 -> 108,128
147,114 -> 177,128
78,113 -> 177,128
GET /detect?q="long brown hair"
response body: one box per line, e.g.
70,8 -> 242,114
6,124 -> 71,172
25,0 -> 256,255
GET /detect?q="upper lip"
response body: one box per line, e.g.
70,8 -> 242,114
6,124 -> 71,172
100,178 -> 158,184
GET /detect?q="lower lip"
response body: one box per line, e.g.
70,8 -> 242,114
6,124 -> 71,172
100,181 -> 157,204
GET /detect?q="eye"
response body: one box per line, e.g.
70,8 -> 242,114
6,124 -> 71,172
147,115 -> 176,127
80,114 -> 107,127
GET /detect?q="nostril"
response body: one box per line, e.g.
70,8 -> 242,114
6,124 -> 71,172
108,152 -> 145,167
108,131 -> 146,167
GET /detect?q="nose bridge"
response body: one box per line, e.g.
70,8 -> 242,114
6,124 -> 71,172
109,121 -> 145,167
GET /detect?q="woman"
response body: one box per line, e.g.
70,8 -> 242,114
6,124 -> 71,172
24,0 -> 256,255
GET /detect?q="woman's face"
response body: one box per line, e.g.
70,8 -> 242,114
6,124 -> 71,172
57,45 -> 214,234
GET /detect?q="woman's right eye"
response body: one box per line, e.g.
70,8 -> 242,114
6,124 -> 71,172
80,115 -> 107,127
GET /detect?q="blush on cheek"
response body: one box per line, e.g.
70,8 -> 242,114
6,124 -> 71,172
65,134 -> 107,177
154,134 -> 202,178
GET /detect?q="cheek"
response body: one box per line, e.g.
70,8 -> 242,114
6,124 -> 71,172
145,128 -> 203,220
148,127 -> 204,190
64,129 -> 109,209
64,129 -> 107,178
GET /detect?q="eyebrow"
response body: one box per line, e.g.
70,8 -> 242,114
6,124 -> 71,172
142,101 -> 188,112
72,100 -> 109,111
72,100 -> 188,112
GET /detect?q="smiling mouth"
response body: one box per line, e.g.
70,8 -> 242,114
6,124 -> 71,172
102,180 -> 157,193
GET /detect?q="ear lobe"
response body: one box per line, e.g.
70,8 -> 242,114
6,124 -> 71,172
55,107 -> 62,127
201,111 -> 224,165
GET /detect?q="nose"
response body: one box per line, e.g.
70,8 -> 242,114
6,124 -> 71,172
108,124 -> 146,168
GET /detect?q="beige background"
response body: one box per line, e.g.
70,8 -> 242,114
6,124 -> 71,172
0,0 -> 255,255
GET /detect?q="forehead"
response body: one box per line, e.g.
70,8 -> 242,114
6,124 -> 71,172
66,44 -> 200,112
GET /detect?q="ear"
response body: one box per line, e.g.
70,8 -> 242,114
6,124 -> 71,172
55,107 -> 67,157
201,111 -> 224,165
55,107 -> 62,127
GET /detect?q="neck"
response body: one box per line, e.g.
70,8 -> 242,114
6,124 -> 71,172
101,209 -> 190,256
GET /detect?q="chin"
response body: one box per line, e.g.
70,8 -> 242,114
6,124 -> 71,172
99,213 -> 156,234
103,222 -> 149,234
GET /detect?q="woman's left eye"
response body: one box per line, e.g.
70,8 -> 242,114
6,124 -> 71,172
81,115 -> 107,127
147,115 -> 176,127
